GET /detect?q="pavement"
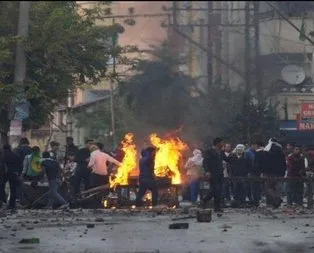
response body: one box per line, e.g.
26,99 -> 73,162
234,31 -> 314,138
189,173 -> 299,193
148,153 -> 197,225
1,207 -> 314,253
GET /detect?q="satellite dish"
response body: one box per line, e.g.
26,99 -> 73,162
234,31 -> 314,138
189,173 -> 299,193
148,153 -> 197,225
281,65 -> 306,85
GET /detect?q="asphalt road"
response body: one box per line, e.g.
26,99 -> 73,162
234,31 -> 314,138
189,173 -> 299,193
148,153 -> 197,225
1,208 -> 314,253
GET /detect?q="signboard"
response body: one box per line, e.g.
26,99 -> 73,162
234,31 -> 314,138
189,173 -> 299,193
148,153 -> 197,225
9,119 -> 22,136
300,103 -> 314,119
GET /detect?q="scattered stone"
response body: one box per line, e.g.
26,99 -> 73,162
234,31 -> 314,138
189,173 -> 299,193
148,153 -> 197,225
10,234 -> 16,237
273,235 -> 281,238
303,231 -> 308,234
101,238 -> 106,241
282,220 -> 286,223
95,218 -> 105,222
295,227 -> 298,230
86,224 -> 95,229
19,238 -> 40,244
217,213 -> 223,218
199,240 -> 205,243
169,223 -> 189,229
305,224 -> 310,227
33,221 -> 39,224
79,235 -> 83,238
27,227 -> 34,230
222,228 -> 228,232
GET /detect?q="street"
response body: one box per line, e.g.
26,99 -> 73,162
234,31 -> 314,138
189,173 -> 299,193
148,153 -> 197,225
1,208 -> 314,253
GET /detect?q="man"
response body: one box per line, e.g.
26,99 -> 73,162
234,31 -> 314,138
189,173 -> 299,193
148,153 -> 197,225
41,151 -> 67,208
286,145 -> 306,207
227,144 -> 251,206
245,143 -> 257,202
203,137 -> 224,213
21,146 -> 44,181
262,138 -> 287,208
136,147 -> 158,207
73,139 -> 94,195
65,137 -> 79,162
15,138 -> 32,171
0,145 -> 21,209
251,141 -> 266,207
49,141 -> 61,163
222,143 -> 232,202
285,143 -> 294,157
88,144 -> 121,188
184,149 -> 203,204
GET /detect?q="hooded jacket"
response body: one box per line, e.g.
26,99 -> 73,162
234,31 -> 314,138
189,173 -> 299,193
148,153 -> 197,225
185,149 -> 203,178
41,158 -> 62,181
262,140 -> 286,176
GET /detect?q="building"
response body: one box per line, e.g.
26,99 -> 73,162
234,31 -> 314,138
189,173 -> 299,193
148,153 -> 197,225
169,2 -> 314,144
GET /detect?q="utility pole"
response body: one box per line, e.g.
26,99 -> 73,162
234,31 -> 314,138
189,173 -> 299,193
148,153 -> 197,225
110,18 -> 117,149
244,2 -> 252,143
254,2 -> 263,109
9,1 -> 31,147
207,1 -> 213,90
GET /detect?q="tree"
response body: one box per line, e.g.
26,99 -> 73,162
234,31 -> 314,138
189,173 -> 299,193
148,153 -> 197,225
119,41 -> 195,137
0,1 -> 129,143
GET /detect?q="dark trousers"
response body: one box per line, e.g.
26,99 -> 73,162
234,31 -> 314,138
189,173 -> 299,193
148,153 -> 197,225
0,172 -> 19,208
287,179 -> 304,206
222,178 -> 231,200
265,179 -> 282,207
49,179 -> 67,207
136,179 -> 158,207
90,173 -> 109,188
203,177 -> 223,210
251,181 -> 262,205
233,180 -> 247,203
73,167 -> 91,195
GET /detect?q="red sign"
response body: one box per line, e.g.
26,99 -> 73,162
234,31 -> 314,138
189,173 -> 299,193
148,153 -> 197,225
301,103 -> 314,119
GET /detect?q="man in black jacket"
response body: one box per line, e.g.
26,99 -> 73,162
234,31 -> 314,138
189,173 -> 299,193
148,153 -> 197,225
202,137 -> 224,212
262,138 -> 286,208
0,144 -> 21,209
136,147 -> 158,207
65,137 -> 79,161
72,139 -> 94,196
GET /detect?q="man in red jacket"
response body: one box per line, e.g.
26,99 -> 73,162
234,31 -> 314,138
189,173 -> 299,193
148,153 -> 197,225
286,145 -> 306,207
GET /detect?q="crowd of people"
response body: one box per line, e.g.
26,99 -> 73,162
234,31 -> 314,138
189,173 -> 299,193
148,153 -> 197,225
0,137 -> 123,210
184,137 -> 313,213
1,135 -> 313,212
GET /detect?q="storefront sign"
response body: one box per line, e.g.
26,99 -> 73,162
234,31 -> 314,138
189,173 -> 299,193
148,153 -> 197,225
300,103 -> 314,119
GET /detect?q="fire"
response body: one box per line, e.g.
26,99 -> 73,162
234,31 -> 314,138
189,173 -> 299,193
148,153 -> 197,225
150,133 -> 188,184
110,133 -> 137,188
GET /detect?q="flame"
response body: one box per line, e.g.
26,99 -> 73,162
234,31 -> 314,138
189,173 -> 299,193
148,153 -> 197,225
110,133 -> 137,188
103,200 -> 108,208
150,133 -> 188,184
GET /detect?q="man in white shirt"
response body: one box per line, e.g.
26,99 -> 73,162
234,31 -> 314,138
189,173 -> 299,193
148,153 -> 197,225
88,144 -> 121,188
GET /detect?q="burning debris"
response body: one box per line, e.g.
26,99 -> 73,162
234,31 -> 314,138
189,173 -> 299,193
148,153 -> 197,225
110,133 -> 137,189
105,132 -> 188,209
150,133 -> 188,185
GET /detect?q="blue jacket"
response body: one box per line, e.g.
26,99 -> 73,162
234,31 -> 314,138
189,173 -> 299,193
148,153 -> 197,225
139,151 -> 155,180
